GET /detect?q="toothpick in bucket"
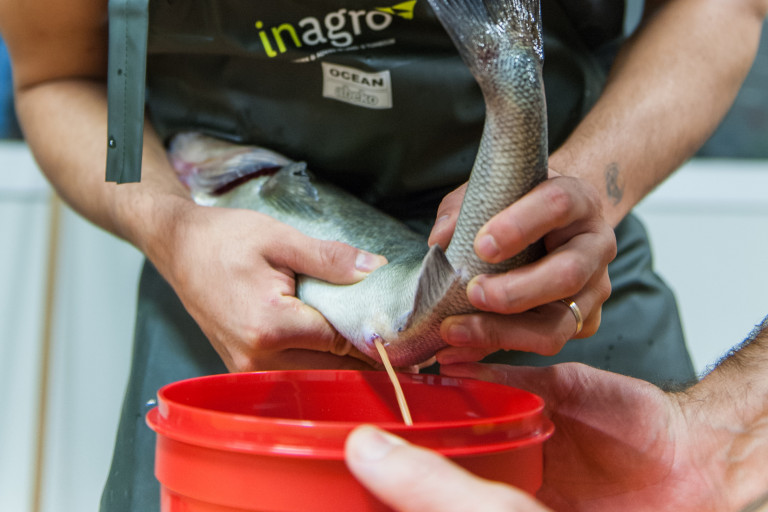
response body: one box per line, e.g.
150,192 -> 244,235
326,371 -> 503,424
374,340 -> 413,426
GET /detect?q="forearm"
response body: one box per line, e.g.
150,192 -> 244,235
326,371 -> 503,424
680,315 -> 768,511
549,0 -> 768,226
15,79 -> 193,268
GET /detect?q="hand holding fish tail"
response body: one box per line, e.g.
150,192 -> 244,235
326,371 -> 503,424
428,171 -> 616,364
160,204 -> 384,372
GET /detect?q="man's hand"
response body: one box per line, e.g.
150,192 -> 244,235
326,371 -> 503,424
429,172 -> 616,364
441,362 -> 726,512
161,203 -> 387,372
348,342 -> 768,512
345,425 -> 551,512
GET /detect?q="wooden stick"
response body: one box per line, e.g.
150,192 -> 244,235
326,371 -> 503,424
374,340 -> 413,426
32,193 -> 61,512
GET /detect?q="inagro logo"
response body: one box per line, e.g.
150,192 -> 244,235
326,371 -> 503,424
254,1 -> 417,59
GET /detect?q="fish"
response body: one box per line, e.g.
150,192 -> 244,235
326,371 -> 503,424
168,0 -> 549,368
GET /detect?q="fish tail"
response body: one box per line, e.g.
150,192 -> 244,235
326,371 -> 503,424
431,0 -> 549,276
427,0 -> 543,75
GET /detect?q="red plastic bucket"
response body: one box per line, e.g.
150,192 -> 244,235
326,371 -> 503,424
146,370 -> 553,511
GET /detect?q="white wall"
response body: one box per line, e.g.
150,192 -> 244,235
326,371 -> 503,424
635,159 -> 768,373
0,143 -> 51,512
1,142 -> 766,511
0,142 -> 142,512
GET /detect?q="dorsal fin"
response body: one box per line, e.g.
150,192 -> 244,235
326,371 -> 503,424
259,162 -> 322,217
398,245 -> 461,332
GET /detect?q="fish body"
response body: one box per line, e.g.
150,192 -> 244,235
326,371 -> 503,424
169,0 -> 548,367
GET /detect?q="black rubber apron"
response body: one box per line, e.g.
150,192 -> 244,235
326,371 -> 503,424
101,1 -> 695,510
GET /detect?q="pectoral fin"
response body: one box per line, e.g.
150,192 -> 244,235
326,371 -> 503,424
399,244 -> 461,332
259,162 -> 322,217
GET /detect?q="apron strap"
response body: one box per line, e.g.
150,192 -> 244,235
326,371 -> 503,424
106,0 -> 149,183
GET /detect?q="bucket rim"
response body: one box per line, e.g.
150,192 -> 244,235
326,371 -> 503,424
146,370 -> 554,459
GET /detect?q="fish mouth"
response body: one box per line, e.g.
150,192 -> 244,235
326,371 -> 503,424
209,166 -> 281,195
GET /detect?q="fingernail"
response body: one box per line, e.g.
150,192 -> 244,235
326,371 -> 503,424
476,234 -> 500,261
355,252 -> 387,273
445,322 -> 470,345
467,280 -> 486,307
351,426 -> 404,462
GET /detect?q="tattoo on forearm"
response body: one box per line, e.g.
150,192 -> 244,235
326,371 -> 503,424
605,163 -> 624,206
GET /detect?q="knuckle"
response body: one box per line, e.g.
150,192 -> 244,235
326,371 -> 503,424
458,315 -> 502,351
557,256 -> 589,294
437,184 -> 466,214
504,291 -> 524,315
583,181 -> 603,208
505,216 -> 528,248
538,364 -> 564,386
229,359 -> 251,373
318,241 -> 352,270
487,214 -> 527,254
598,275 -> 613,302
598,226 -> 619,260
573,176 -> 603,211
543,331 -> 569,356
230,349 -> 261,373
270,237 -> 301,269
481,319 -> 507,351
581,312 -> 602,338
236,332 -> 282,371
543,181 -> 574,219
538,338 -> 564,356
491,280 -> 522,314
244,316 -> 281,351
608,235 -> 619,260
328,335 -> 352,356
435,198 -> 454,218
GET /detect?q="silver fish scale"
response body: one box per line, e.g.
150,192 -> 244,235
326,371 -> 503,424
445,46 -> 548,281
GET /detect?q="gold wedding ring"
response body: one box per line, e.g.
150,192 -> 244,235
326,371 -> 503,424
560,298 -> 584,336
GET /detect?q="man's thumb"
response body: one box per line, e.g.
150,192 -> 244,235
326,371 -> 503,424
277,233 -> 387,285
